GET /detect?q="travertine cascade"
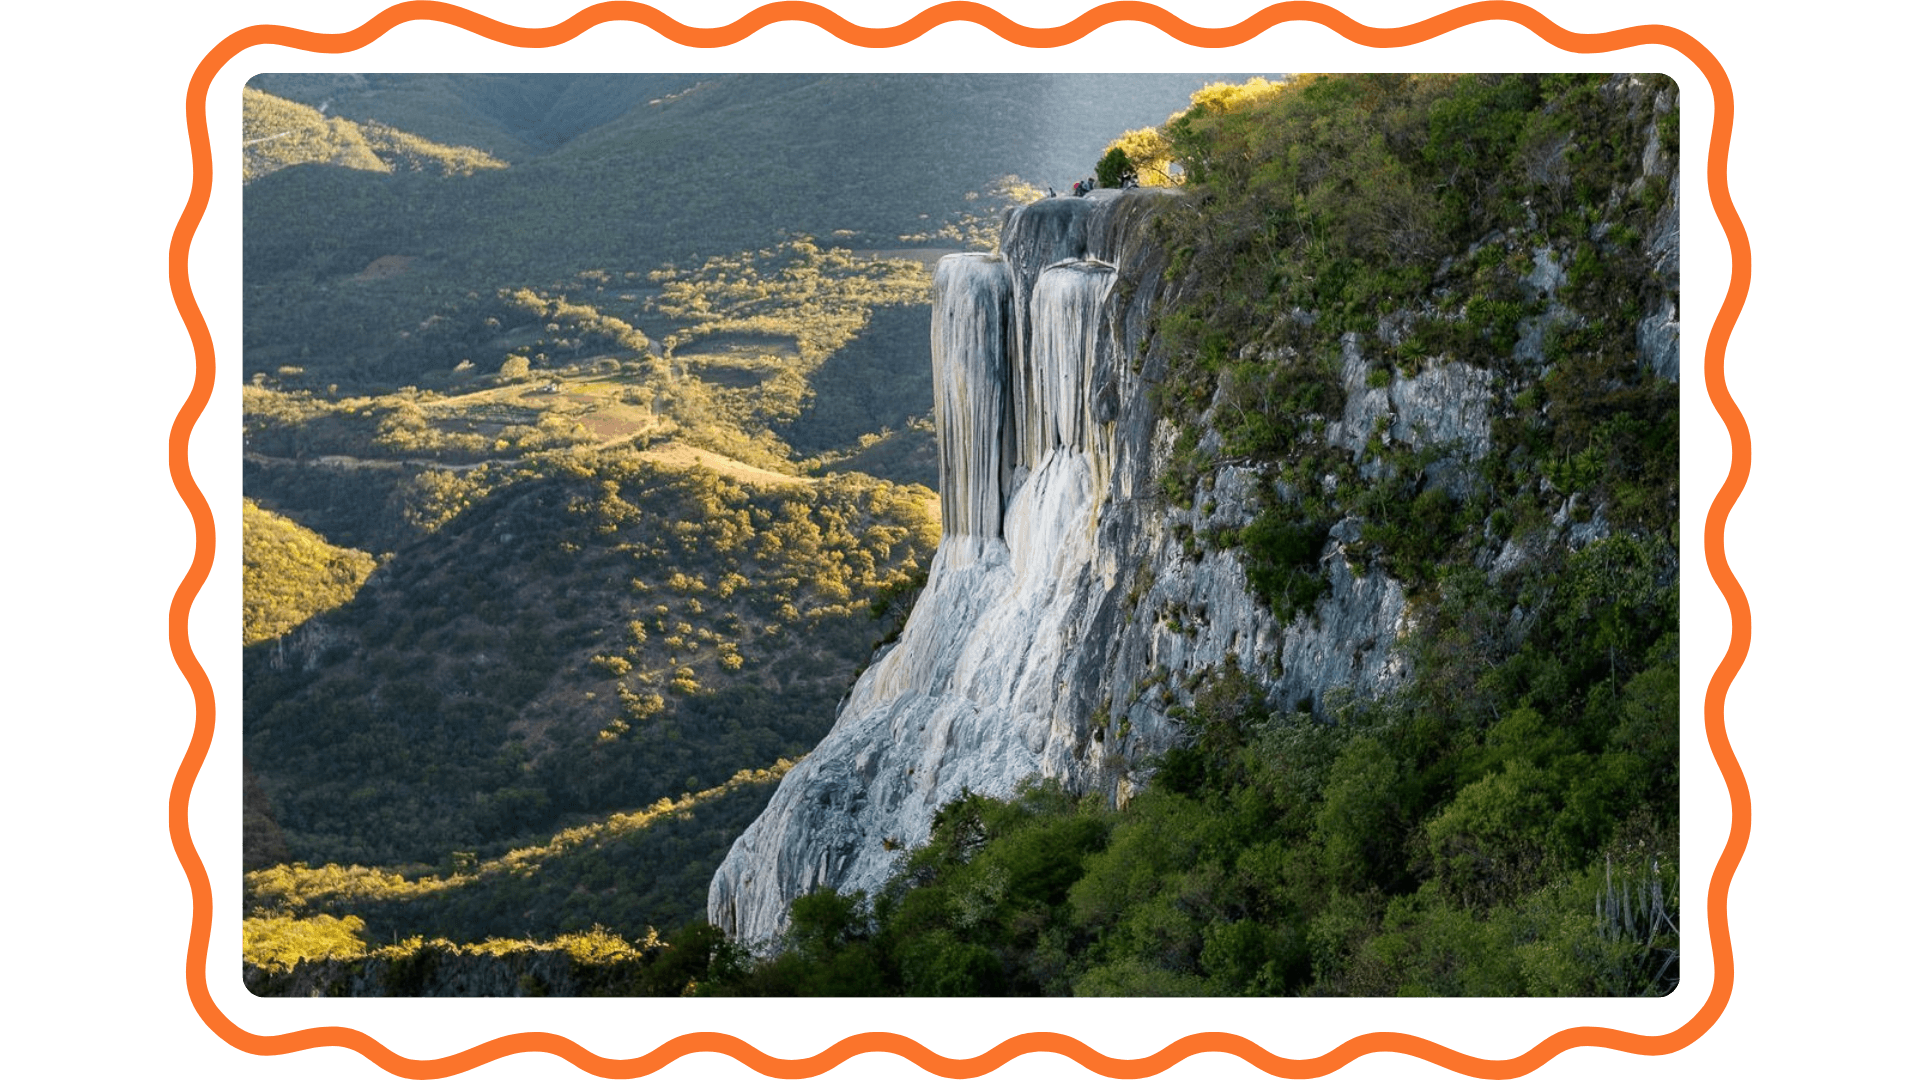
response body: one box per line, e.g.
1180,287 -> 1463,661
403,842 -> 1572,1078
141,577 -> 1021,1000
709,197 -> 1140,944
1028,261 -> 1114,457
930,254 -> 1013,545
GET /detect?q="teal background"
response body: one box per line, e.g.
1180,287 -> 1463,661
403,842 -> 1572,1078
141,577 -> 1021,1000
11,0 -> 1904,1068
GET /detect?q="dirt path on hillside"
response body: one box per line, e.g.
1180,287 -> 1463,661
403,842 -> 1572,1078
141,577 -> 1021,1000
243,451 -> 507,473
636,441 -> 812,487
243,437 -> 817,489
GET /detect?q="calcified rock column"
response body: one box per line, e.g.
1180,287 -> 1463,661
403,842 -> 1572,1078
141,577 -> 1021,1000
1029,260 -> 1115,456
1000,197 -> 1096,471
930,254 -> 1013,543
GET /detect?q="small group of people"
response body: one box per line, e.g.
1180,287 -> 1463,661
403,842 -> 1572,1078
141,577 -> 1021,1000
1047,174 -> 1140,199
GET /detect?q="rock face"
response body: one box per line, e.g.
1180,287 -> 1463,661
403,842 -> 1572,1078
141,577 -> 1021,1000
708,79 -> 1683,946
1633,76 -> 1681,382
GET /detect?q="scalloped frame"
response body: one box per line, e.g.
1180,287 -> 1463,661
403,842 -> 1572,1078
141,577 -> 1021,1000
175,3 -> 1751,1076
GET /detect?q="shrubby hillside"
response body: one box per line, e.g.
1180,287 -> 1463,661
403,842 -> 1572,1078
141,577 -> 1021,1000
246,443 -> 937,866
241,499 -> 376,646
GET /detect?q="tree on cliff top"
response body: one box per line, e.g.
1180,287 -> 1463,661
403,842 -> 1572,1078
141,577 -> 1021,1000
1094,146 -> 1136,189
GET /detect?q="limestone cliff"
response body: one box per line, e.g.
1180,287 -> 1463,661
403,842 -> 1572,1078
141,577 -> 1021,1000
710,98 -> 1679,941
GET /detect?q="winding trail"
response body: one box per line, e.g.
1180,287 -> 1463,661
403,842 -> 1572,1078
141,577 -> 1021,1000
242,437 -> 818,488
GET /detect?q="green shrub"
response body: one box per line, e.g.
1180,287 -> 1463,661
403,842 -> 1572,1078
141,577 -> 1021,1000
1238,507 -> 1329,624
1094,145 -> 1134,188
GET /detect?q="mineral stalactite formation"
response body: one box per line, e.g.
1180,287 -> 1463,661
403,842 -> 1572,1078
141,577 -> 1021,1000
1028,260 -> 1115,458
1001,197 -> 1098,469
930,253 -> 1013,546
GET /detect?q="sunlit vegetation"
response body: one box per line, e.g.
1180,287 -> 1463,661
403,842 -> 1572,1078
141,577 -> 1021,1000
242,232 -> 935,481
241,500 -> 376,645
242,87 -> 506,183
649,239 -> 928,370
242,922 -> 744,997
642,237 -> 934,468
243,913 -> 369,973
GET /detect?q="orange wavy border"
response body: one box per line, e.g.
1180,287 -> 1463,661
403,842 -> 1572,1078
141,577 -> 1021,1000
172,3 -> 1750,1076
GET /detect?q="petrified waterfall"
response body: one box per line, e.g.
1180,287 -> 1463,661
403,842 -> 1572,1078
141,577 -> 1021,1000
1028,260 -> 1114,457
708,199 -> 1126,943
930,254 -> 1012,547
932,250 -> 1116,549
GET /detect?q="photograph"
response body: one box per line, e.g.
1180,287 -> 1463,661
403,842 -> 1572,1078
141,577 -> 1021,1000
236,70 -> 1681,999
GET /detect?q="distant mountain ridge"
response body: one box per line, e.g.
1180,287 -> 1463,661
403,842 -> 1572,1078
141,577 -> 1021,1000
249,73 -> 698,160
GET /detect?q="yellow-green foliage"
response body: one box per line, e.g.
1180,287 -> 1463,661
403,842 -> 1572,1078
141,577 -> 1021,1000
496,761 -> 795,872
244,430 -> 936,869
360,121 -> 508,177
648,237 -> 929,372
637,236 -> 929,463
502,288 -> 653,356
244,921 -> 658,983
552,445 -> 938,628
246,862 -> 445,912
373,928 -> 656,963
242,913 -> 369,972
1103,78 -> 1309,189
898,175 -> 1046,248
398,467 -> 497,534
244,378 -> 603,468
242,239 -> 922,479
242,87 -> 507,182
242,87 -> 383,180
1101,128 -> 1179,186
242,500 -> 376,644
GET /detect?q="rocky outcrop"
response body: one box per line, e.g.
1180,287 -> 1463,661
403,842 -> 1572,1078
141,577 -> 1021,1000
1326,335 -> 1494,466
1634,76 -> 1681,382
